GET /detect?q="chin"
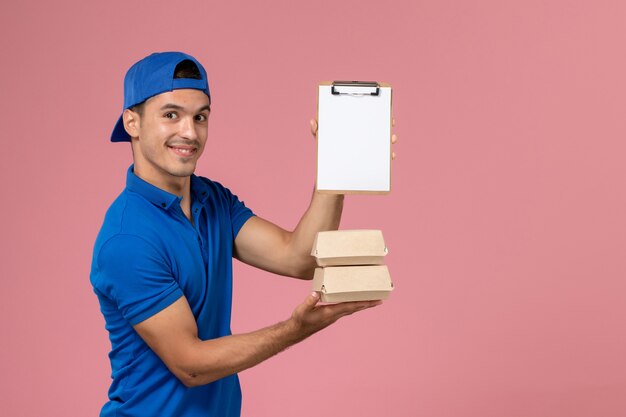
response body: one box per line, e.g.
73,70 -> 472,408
167,162 -> 198,178
170,168 -> 196,177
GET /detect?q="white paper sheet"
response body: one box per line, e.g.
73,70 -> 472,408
317,83 -> 392,193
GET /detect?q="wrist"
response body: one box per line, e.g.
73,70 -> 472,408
312,191 -> 345,206
283,315 -> 312,345
313,189 -> 346,199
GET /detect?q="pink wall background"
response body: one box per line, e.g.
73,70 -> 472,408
2,1 -> 626,416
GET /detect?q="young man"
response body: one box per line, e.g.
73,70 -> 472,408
91,52 -> 391,417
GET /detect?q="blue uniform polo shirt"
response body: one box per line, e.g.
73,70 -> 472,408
90,165 -> 255,417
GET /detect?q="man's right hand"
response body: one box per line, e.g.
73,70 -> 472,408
133,292 -> 381,388
288,292 -> 382,340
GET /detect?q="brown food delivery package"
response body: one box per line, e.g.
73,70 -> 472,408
311,229 -> 387,267
312,265 -> 393,302
310,230 -> 393,302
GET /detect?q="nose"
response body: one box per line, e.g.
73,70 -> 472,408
179,116 -> 198,141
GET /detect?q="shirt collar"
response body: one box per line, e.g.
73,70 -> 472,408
126,165 -> 181,211
125,165 -> 211,210
190,174 -> 211,204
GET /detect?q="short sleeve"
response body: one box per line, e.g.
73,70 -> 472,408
224,188 -> 255,238
93,234 -> 184,325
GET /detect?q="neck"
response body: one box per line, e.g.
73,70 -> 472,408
133,164 -> 193,221
134,165 -> 189,194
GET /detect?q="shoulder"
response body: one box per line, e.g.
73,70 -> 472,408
193,175 -> 246,206
94,233 -> 165,275
98,188 -> 166,237
195,175 -> 232,195
193,175 -> 254,232
91,232 -> 174,297
92,190 -> 169,269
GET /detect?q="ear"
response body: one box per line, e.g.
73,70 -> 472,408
123,109 -> 141,139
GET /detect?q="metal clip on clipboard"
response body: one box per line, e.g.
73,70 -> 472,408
331,81 -> 380,96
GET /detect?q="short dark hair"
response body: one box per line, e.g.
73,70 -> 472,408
130,60 -> 204,115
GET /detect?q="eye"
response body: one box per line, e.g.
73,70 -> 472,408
195,114 -> 208,122
164,112 -> 178,119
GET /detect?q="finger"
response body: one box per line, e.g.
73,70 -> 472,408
392,152 -> 396,160
392,118 -> 396,127
327,300 -> 382,316
303,291 -> 320,311
339,301 -> 382,318
343,300 -> 382,313
310,119 -> 318,137
391,134 -> 398,144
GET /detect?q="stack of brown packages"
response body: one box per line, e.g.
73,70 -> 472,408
311,230 -> 394,302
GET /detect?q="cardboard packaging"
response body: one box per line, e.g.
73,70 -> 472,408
312,265 -> 394,303
311,229 -> 388,267
311,229 -> 394,302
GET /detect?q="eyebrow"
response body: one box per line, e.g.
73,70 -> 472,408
159,103 -> 211,113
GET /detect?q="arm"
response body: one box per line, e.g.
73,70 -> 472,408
133,292 -> 380,387
233,192 -> 344,279
233,120 -> 397,279
233,120 -> 344,279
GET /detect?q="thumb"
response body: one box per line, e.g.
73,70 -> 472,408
303,291 -> 320,310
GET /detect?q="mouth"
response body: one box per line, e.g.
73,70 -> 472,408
168,145 -> 198,158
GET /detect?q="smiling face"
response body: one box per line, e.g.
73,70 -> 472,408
124,89 -> 210,192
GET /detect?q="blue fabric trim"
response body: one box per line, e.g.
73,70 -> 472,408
127,290 -> 183,326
